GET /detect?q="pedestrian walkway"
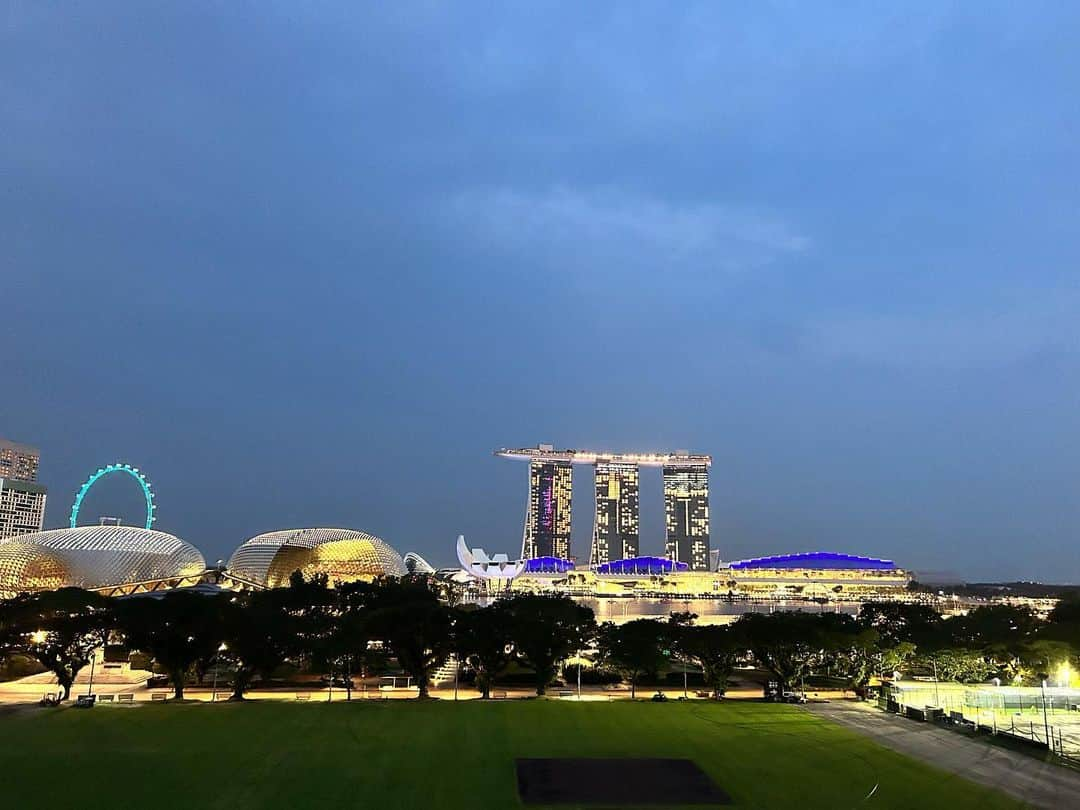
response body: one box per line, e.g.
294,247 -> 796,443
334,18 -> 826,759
806,700 -> 1080,809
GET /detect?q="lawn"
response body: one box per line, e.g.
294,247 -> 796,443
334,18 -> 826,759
0,700 -> 1020,809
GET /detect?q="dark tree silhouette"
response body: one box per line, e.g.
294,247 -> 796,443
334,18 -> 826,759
115,591 -> 228,700
937,604 -> 1042,683
219,589 -> 295,700
597,619 -> 670,698
452,603 -> 514,699
740,611 -> 831,694
676,623 -> 745,698
278,572 -> 335,667
1037,598 -> 1080,668
1,588 -> 111,701
502,594 -> 596,696
324,581 -> 378,699
814,613 -> 880,694
367,578 -> 452,698
945,604 -> 1039,650
857,602 -> 943,648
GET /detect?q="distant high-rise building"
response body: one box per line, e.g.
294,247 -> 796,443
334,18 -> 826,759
663,464 -> 710,571
522,459 -> 573,560
590,462 -> 639,565
499,446 -> 711,565
0,438 -> 39,482
0,438 -> 46,542
0,479 -> 47,541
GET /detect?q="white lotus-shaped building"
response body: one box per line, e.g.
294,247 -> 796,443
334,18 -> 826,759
455,534 -> 526,580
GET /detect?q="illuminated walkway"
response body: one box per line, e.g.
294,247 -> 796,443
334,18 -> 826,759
807,700 -> 1080,809
0,675 -> 778,704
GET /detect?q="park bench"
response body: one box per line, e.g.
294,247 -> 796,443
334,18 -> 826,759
75,695 -> 96,708
492,690 -> 508,700
151,692 -> 168,702
558,690 -> 574,697
97,693 -> 115,703
295,693 -> 311,702
117,693 -> 134,703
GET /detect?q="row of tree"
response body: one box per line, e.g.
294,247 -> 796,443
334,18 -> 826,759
4,574 -> 1080,703
0,575 -> 594,701
600,600 -> 1080,698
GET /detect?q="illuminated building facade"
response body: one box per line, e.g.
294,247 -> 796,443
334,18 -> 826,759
0,526 -> 205,598
595,555 -> 687,575
510,555 -> 910,601
0,478 -> 47,542
663,464 -> 710,571
0,438 -> 46,542
0,438 -> 40,482
590,462 -> 639,565
499,446 -> 711,565
522,459 -> 573,559
227,527 -> 406,587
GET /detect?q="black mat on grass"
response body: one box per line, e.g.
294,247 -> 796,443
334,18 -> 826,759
515,757 -> 731,805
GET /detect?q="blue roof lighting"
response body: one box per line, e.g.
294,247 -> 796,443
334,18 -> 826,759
728,552 -> 896,571
524,556 -> 575,574
595,556 -> 690,575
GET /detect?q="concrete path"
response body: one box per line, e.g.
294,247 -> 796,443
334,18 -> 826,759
806,700 -> 1080,809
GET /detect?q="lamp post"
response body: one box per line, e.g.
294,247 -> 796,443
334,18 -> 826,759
87,652 -> 97,698
345,654 -> 353,702
1038,673 -> 1051,750
212,642 -> 227,702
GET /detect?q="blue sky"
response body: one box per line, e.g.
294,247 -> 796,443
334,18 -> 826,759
3,3 -> 1078,579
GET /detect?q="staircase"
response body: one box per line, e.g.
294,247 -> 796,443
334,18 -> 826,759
431,655 -> 460,686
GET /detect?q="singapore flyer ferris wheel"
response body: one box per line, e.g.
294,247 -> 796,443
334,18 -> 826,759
69,463 -> 157,530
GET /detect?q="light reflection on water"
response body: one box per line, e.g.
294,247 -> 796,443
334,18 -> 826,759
468,595 -> 859,624
580,598 -> 859,624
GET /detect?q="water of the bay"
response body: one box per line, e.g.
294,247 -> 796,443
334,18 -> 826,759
580,598 -> 859,624
467,595 -> 859,624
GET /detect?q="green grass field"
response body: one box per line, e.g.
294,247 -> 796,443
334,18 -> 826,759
0,700 -> 1020,809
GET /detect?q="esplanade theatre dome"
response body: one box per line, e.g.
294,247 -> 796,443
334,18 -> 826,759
0,526 -> 206,598
227,528 -> 406,588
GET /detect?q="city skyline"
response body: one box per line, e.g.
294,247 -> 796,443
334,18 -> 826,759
0,433 -> 1040,582
5,5 -> 1078,581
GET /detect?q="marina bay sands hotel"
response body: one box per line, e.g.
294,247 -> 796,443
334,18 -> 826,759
495,445 -> 712,571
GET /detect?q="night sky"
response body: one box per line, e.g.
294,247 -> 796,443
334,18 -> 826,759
4,4 -> 1078,580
